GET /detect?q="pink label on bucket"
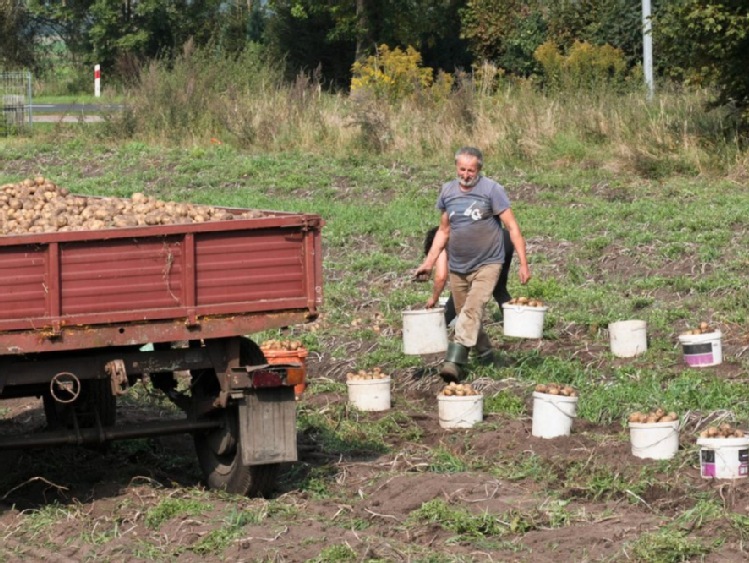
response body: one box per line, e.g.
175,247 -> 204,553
685,352 -> 715,366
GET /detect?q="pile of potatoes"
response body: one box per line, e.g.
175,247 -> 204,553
535,382 -> 577,397
440,382 -> 480,396
507,296 -> 544,307
628,408 -> 678,424
699,423 -> 745,439
346,368 -> 388,381
260,339 -> 305,352
682,321 -> 715,336
0,177 -> 264,236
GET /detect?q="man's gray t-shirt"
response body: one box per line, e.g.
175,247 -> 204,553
437,176 -> 511,274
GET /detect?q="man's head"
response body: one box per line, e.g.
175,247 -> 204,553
454,147 -> 483,188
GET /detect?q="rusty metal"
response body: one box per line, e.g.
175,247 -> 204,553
0,214 -> 323,348
105,359 -> 128,396
49,372 -> 80,403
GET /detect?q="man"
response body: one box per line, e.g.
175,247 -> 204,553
415,147 -> 531,381
423,225 -> 514,326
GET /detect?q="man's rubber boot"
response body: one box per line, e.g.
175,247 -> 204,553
440,342 -> 469,382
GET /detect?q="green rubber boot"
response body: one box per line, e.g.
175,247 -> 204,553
440,342 -> 469,382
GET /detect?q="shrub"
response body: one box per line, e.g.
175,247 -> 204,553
350,44 -> 451,103
534,40 -> 629,92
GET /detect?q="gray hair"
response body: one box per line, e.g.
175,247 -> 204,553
454,146 -> 483,169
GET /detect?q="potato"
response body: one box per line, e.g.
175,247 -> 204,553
629,407 -> 679,424
1,177 -> 266,236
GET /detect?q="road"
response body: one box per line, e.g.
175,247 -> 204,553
28,103 -> 122,123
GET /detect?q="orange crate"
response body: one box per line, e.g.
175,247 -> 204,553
263,347 -> 309,398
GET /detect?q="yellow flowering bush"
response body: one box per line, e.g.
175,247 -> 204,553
351,44 -> 451,102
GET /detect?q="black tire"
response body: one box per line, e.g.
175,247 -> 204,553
194,402 -> 280,496
192,337 -> 278,497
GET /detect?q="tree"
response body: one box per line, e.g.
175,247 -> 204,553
656,0 -> 749,121
28,0 -> 229,79
265,0 -> 468,89
0,0 -> 36,70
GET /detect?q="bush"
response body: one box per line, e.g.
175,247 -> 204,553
350,44 -> 452,104
534,40 -> 629,92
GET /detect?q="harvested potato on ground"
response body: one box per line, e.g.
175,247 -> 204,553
440,382 -> 480,396
1,177 -> 265,236
346,367 -> 388,381
535,382 -> 576,397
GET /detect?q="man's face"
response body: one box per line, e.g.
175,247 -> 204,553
456,155 -> 481,188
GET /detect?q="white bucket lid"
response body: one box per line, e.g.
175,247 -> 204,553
678,330 -> 722,344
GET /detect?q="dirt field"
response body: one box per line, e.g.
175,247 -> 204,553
1,331 -> 748,562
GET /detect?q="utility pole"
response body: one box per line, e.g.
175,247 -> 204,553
642,0 -> 654,100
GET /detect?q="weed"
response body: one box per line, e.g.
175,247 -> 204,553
408,499 -> 505,538
309,543 -> 358,562
625,528 -> 716,562
188,506 -> 263,554
427,446 -> 470,473
144,496 -> 212,529
484,391 -> 526,417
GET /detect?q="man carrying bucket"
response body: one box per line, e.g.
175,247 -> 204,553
415,147 -> 531,381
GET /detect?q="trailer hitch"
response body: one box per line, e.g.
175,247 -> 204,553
105,359 -> 128,396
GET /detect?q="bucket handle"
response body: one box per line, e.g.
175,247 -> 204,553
537,396 -> 577,419
631,427 -> 679,451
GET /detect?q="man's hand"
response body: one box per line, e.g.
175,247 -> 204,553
519,264 -> 531,285
413,261 -> 433,282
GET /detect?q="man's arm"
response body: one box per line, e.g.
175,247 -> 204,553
426,250 -> 448,308
415,212 -> 450,277
498,208 -> 531,284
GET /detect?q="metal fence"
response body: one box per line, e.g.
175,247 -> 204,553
1,71 -> 33,135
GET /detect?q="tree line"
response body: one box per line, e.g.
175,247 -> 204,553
1,0 -> 747,120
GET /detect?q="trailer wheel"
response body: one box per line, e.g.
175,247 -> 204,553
193,338 -> 278,496
194,403 -> 279,496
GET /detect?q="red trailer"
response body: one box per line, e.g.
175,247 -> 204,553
0,204 -> 323,496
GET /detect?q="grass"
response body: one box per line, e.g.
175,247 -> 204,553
4,74 -> 749,560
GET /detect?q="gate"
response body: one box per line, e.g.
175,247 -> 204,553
1,71 -> 33,135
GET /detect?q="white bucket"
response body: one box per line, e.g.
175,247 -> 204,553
629,421 -> 680,460
678,331 -> 722,368
347,377 -> 391,412
697,437 -> 749,479
531,391 -> 578,439
402,308 -> 448,355
609,320 -> 647,357
502,304 -> 547,339
438,394 -> 483,429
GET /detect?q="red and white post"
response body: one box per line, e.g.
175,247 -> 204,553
94,64 -> 101,97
